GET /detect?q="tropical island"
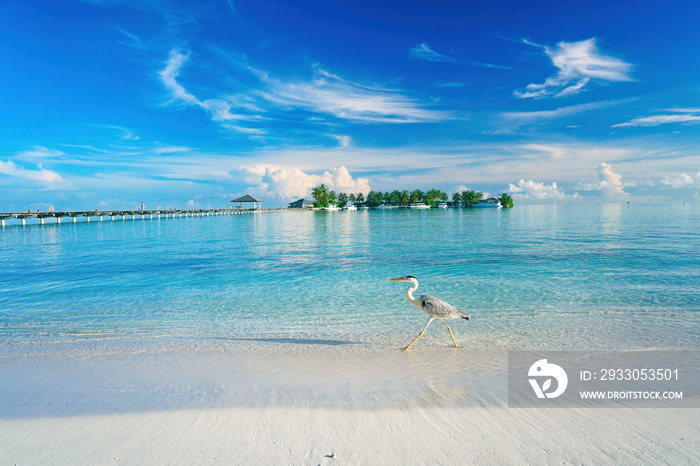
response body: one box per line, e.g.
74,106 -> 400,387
308,184 -> 514,208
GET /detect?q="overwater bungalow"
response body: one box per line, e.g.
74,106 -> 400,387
288,198 -> 315,208
231,194 -> 264,210
474,198 -> 502,208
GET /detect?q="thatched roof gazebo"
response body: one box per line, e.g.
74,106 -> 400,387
231,194 -> 263,210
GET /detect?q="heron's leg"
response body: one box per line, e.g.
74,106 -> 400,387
440,319 -> 460,348
403,318 -> 434,350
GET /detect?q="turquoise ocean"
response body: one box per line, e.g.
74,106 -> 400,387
1,205 -> 699,354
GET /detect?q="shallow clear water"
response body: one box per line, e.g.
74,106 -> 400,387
1,205 -> 699,352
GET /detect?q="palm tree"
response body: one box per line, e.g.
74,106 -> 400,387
390,190 -> 402,206
349,193 -> 356,205
424,188 -> 437,205
366,190 -> 383,206
410,189 -> 423,204
399,190 -> 410,206
337,192 -> 348,207
461,190 -> 482,207
425,188 -> 447,206
356,193 -> 365,204
312,184 -> 330,207
452,192 -> 462,206
498,192 -> 514,208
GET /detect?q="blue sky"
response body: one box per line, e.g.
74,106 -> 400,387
1,0 -> 699,209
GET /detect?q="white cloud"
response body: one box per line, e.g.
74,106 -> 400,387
159,49 -> 261,129
160,49 -> 199,105
331,135 -> 352,148
222,125 -> 267,135
613,109 -> 700,128
0,160 -> 63,185
498,100 -> 622,132
409,43 -> 458,63
577,162 -> 630,195
327,166 -> 370,193
115,26 -> 146,50
151,145 -> 192,154
661,173 -> 694,188
16,146 -> 65,159
670,108 -> 700,113
260,68 -> 449,123
596,162 -> 626,194
158,48 -> 451,137
242,165 -> 370,200
471,61 -> 512,70
98,125 -> 140,140
515,38 -> 633,99
434,81 -> 469,88
508,179 -> 576,201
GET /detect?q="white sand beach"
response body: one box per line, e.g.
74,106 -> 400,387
3,404 -> 698,465
1,344 -> 698,464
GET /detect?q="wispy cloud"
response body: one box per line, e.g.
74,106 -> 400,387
613,109 -> 700,128
151,145 -> 192,154
160,49 -> 199,105
497,100 -> 622,132
16,146 -> 66,160
222,125 -> 267,136
114,26 -> 146,49
259,68 -> 450,123
434,81 -> 469,88
515,38 -> 633,99
223,0 -> 236,14
158,49 -> 265,133
158,48 -> 452,135
331,135 -> 352,148
96,125 -> 140,140
409,42 -> 459,63
471,61 -> 512,70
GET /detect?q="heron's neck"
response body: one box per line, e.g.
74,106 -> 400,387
405,282 -> 419,302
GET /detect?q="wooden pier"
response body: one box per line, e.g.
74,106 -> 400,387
0,207 -> 280,227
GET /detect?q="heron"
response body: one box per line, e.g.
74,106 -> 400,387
391,275 -> 470,350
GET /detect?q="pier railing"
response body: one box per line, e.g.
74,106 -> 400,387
0,208 -> 282,227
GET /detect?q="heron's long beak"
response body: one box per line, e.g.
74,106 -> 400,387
390,277 -> 405,281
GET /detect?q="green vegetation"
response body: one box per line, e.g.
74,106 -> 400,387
498,192 -> 514,208
366,190 -> 383,207
424,188 -> 449,206
452,190 -> 483,207
337,192 -> 348,208
311,186 -> 514,208
311,184 -> 336,208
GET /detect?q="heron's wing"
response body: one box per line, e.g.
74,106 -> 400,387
419,294 -> 467,319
